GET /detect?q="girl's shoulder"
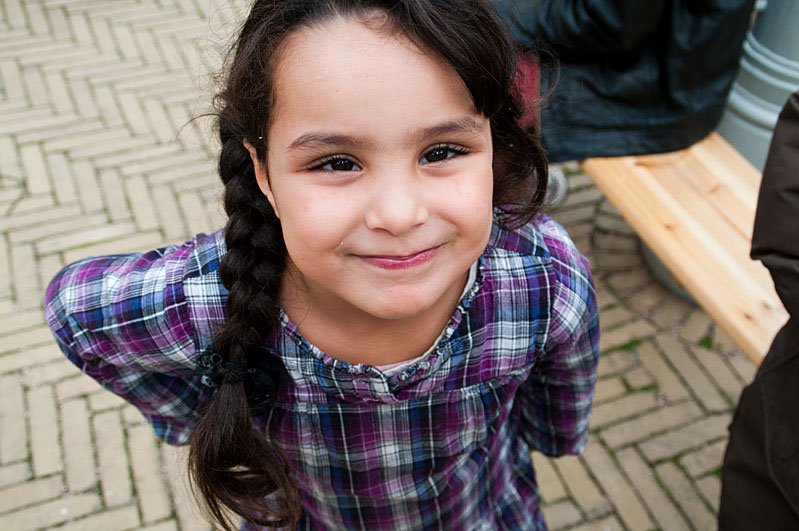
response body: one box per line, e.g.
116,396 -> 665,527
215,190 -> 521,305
44,229 -> 229,373
487,215 -> 590,277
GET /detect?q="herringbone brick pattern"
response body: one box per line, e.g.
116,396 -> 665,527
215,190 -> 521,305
0,1 -> 756,529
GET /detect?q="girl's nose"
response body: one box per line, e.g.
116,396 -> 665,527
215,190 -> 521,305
364,173 -> 428,235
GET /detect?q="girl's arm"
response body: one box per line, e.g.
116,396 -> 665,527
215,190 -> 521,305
516,223 -> 600,456
44,233 -> 224,445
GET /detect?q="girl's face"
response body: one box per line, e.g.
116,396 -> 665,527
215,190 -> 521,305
250,16 -> 494,328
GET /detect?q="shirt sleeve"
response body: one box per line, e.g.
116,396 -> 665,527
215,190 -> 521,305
516,222 -> 600,456
43,235 -> 220,445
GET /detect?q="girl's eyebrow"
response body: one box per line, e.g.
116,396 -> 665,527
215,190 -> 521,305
287,117 -> 486,153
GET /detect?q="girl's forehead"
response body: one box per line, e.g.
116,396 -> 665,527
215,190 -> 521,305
268,16 -> 481,142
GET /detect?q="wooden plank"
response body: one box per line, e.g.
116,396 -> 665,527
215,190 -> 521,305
582,136 -> 787,364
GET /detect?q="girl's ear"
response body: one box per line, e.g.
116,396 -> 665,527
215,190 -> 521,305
243,139 -> 279,218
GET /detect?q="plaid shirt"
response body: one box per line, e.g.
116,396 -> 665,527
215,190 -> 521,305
45,216 -> 599,530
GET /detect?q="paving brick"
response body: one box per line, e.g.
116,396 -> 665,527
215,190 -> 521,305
690,345 -> 743,405
0,237 -> 11,300
46,5 -> 73,41
93,84 -> 126,126
594,212 -> 635,235
117,91 -> 152,136
622,367 -> 653,390
680,309 -> 712,343
69,159 -> 105,213
123,152 -> 208,179
606,269 -> 652,294
0,476 -> 64,513
680,440 -> 727,478
594,250 -> 643,272
179,189 -> 213,235
46,152 -> 79,204
0,462 -> 31,488
552,456 -> 611,518
8,211 -> 108,245
128,424 -> 171,523
99,168 -> 131,223
60,398 -> 97,492
568,515 -> 624,531
550,205 -> 596,227
625,284 -> 670,316
161,443 -> 213,531
640,414 -> 731,462
654,334 -> 729,412
49,505 -> 141,531
656,462 -> 716,530
650,297 -> 693,329
0,310 -> 44,337
596,350 -> 637,378
10,242 -> 40,307
599,320 -> 656,353
562,186 -> 605,209
3,0 -> 26,28
0,205 -> 86,234
36,221 -> 137,255
581,436 -> 653,530
543,499 -> 582,530
598,306 -> 634,332
727,353 -> 756,384
593,376 -> 626,404
45,69 -> 75,114
94,410 -> 133,506
140,521 -> 179,531
89,389 -> 128,411
615,447 -> 689,531
56,374 -> 105,401
122,404 -> 146,425
589,391 -> 658,428
1,326 -> 64,355
593,232 -> 638,253
28,384 -> 64,476
12,193 -> 57,213
696,475 -> 722,513
151,183 -> 188,240
0,493 -> 101,530
124,174 -> 160,230
712,326 -> 740,354
532,452 -> 566,503
601,401 -> 703,449
636,340 -> 690,402
24,359 -> 80,386
0,374 -> 28,464
22,65 -> 49,106
63,229 -> 165,263
0,61 -> 26,101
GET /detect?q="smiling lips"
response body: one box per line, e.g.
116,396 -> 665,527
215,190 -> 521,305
356,246 -> 441,270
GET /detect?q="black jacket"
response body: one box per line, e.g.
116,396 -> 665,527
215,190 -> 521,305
719,91 -> 799,528
496,0 -> 755,161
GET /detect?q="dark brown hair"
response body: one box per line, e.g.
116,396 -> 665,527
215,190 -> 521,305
188,1 -> 548,529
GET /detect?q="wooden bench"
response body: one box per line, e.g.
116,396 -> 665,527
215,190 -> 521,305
580,132 -> 788,365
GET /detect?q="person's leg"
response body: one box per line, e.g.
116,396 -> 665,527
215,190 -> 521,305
720,325 -> 799,530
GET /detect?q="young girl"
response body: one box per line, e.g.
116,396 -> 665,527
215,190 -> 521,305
45,1 -> 599,529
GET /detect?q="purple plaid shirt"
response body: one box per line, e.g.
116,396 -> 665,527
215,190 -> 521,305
45,216 -> 599,530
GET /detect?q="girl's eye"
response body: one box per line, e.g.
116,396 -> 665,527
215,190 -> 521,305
311,157 -> 361,172
420,144 -> 468,164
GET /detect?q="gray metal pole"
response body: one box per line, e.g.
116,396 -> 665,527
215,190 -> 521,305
717,0 -> 799,170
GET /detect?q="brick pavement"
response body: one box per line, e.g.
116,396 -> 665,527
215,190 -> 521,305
0,1 -> 757,529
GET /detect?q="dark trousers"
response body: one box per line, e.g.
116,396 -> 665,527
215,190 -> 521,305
719,320 -> 799,530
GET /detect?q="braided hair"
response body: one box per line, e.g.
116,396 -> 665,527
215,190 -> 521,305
188,1 -> 549,529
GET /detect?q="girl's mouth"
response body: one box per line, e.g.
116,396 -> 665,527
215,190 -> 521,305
356,246 -> 440,270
